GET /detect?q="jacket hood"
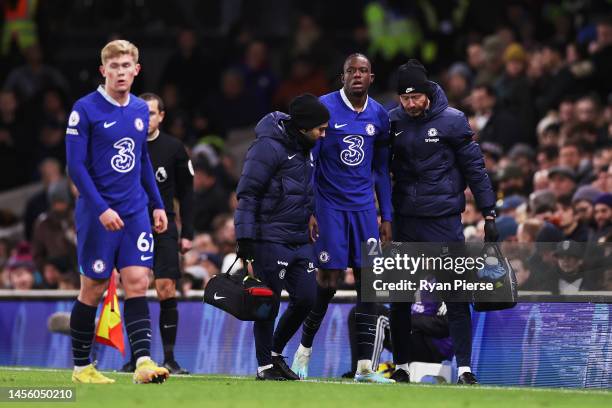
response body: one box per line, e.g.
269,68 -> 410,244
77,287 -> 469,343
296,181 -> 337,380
254,111 -> 291,142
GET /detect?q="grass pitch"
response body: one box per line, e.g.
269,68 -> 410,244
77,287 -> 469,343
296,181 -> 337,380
0,367 -> 610,408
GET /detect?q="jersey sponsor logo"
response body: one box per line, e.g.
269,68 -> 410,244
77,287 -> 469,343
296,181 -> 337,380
66,128 -> 79,135
111,137 -> 136,173
340,135 -> 365,166
277,260 -> 289,267
427,128 -> 438,137
134,118 -> 144,131
103,121 -> 117,128
365,123 -> 376,136
155,166 -> 168,183
425,137 -> 439,143
279,268 -> 286,280
318,251 -> 330,263
92,259 -> 106,274
334,123 -> 348,129
68,111 -> 80,126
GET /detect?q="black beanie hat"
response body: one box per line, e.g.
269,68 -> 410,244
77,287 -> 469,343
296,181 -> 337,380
289,93 -> 330,130
397,59 -> 431,97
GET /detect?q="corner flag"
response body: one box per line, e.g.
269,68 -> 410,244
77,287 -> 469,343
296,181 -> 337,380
95,273 -> 125,356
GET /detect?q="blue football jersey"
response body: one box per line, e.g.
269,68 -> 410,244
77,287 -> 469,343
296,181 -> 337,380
314,89 -> 390,212
66,86 -> 163,217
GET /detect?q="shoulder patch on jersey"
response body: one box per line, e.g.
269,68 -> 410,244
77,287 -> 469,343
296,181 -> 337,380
68,111 -> 80,127
134,117 -> 144,131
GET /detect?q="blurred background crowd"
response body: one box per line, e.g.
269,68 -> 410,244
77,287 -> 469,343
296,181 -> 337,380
0,0 -> 610,292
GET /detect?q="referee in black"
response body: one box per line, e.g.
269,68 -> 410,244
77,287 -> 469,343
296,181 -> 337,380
122,93 -> 194,374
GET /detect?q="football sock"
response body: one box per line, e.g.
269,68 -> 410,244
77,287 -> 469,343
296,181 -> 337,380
70,300 -> 97,367
356,359 -> 373,374
458,366 -> 472,376
389,302 -> 412,365
300,285 -> 335,348
159,297 -> 178,362
254,320 -> 274,366
124,297 -> 152,361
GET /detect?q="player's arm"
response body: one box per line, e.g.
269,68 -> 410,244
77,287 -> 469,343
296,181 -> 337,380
235,138 -> 279,241
65,105 -> 111,216
373,114 -> 393,243
140,138 -> 166,233
446,113 -> 496,214
175,144 -> 194,252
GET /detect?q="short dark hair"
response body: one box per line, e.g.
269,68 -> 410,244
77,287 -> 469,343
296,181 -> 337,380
343,53 -> 371,71
139,92 -> 165,112
474,84 -> 497,98
538,145 -> 559,161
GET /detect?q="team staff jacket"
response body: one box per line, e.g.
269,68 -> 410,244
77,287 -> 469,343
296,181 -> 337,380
389,82 -> 495,217
234,112 -> 314,245
147,131 -> 194,239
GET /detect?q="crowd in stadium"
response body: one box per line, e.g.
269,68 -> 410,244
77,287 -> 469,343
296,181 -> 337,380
0,0 -> 611,292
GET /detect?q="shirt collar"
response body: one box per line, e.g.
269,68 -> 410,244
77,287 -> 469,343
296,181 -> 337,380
147,129 -> 160,142
97,85 -> 130,107
340,88 -> 368,112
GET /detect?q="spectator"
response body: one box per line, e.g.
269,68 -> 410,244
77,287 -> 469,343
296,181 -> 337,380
547,166 -> 577,198
553,195 -> 590,242
3,43 -> 70,103
22,158 -> 63,240
497,164 -> 529,197
273,56 -> 329,111
470,84 -> 525,151
6,242 -> 39,290
193,157 -> 231,233
31,179 -> 76,272
550,240 -> 601,293
592,193 -> 612,241
536,145 -> 559,170
237,40 -> 277,113
572,185 -> 601,227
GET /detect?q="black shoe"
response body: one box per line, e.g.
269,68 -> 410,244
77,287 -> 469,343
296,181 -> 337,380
390,368 -> 410,383
457,372 -> 479,385
163,360 -> 189,375
271,355 -> 300,380
341,370 -> 355,379
120,361 -> 135,373
256,365 -> 288,381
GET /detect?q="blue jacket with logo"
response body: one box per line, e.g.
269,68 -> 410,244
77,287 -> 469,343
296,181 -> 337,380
389,82 -> 495,217
235,112 -> 314,244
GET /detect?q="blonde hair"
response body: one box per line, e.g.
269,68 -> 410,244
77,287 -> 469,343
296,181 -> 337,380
100,40 -> 139,65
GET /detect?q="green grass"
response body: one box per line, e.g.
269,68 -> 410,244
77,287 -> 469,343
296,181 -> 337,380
0,367 -> 610,408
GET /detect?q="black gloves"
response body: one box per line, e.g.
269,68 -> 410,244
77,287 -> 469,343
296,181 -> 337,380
484,218 -> 499,242
236,239 -> 256,264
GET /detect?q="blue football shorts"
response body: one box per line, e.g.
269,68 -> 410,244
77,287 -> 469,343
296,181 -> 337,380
314,207 -> 379,269
75,200 -> 154,279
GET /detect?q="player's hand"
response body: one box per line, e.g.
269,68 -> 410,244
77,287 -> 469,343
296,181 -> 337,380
380,220 -> 392,245
179,238 -> 192,254
309,215 -> 319,243
236,239 -> 255,264
153,209 -> 168,234
99,208 -> 124,231
484,217 -> 499,242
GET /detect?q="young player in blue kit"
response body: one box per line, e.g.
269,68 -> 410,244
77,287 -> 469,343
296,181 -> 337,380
291,54 -> 394,383
66,40 -> 170,384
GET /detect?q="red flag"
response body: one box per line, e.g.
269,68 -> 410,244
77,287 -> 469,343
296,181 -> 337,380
95,273 -> 125,356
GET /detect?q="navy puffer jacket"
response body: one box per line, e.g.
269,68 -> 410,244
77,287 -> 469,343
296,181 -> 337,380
234,112 -> 314,244
389,82 -> 495,217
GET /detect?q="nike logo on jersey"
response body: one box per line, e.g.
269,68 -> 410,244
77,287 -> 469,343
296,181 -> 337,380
214,293 -> 226,300
140,255 -> 153,261
334,123 -> 348,129
104,121 -> 117,128
307,268 -> 316,273
288,154 -> 297,160
394,131 -> 403,136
